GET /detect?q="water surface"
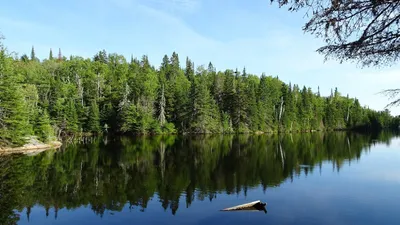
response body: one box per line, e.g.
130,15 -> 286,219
1,132 -> 400,225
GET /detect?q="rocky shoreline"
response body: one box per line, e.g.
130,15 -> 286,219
0,139 -> 62,156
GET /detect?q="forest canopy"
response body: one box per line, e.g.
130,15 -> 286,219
0,37 -> 398,147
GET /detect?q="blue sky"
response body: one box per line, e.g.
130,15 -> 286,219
1,0 -> 400,115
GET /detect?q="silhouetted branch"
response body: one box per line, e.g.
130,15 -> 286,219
379,88 -> 400,108
271,0 -> 400,67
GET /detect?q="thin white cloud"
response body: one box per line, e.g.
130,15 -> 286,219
115,0 -> 201,14
169,0 -> 201,13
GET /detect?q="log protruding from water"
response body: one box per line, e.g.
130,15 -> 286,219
221,200 -> 267,213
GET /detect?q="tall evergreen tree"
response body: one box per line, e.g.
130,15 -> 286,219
0,48 -> 31,146
58,48 -> 62,61
49,48 -> 53,60
87,101 -> 101,133
257,74 -> 274,131
190,71 -> 220,133
30,46 -> 36,61
35,109 -> 54,142
246,76 -> 259,131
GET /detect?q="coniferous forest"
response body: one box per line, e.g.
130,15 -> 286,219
0,40 -> 398,147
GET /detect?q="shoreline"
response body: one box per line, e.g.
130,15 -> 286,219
0,141 -> 62,156
0,128 -> 394,156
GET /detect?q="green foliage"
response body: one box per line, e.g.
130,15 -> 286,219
0,41 -> 397,146
162,122 -> 176,134
0,49 -> 31,146
87,101 -> 101,133
190,68 -> 221,133
35,109 -> 55,142
119,103 -> 138,133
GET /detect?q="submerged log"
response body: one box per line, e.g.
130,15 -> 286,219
221,200 -> 267,213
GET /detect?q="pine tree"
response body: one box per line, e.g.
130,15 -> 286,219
246,76 -> 259,131
257,74 -> 274,131
185,57 -> 194,81
0,49 -> 31,146
170,52 -> 180,78
49,48 -> 53,60
65,99 -> 79,133
222,70 -> 235,127
87,101 -> 101,133
314,94 -> 325,130
163,54 -> 176,123
119,102 -> 138,133
282,83 -> 298,131
30,46 -> 36,61
173,71 -> 191,131
190,71 -> 220,133
58,48 -> 62,61
350,99 -> 362,127
35,109 -> 54,142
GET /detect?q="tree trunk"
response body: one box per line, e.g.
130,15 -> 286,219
76,73 -> 84,106
159,85 -> 166,126
278,96 -> 284,122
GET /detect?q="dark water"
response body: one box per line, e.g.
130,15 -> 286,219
1,132 -> 400,225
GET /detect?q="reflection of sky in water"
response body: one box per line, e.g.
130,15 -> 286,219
16,138 -> 400,225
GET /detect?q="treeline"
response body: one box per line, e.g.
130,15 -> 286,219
0,41 -> 398,146
0,132 -> 396,223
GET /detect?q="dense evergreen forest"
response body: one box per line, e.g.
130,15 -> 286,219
0,39 -> 398,146
0,132 -> 396,223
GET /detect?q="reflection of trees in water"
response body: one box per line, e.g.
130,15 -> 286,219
0,132 -> 397,222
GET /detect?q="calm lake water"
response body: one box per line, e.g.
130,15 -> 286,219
1,132 -> 400,225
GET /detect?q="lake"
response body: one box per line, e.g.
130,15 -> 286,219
1,132 -> 400,225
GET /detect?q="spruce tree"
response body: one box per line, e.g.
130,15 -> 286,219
49,48 -> 53,60
35,109 -> 54,142
282,83 -> 298,131
58,48 -> 62,61
246,76 -> 259,131
190,71 -> 220,133
0,49 -> 31,146
257,74 -> 274,131
65,99 -> 79,133
30,46 -> 36,61
87,101 -> 101,133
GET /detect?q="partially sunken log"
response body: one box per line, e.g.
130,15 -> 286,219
221,200 -> 267,213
